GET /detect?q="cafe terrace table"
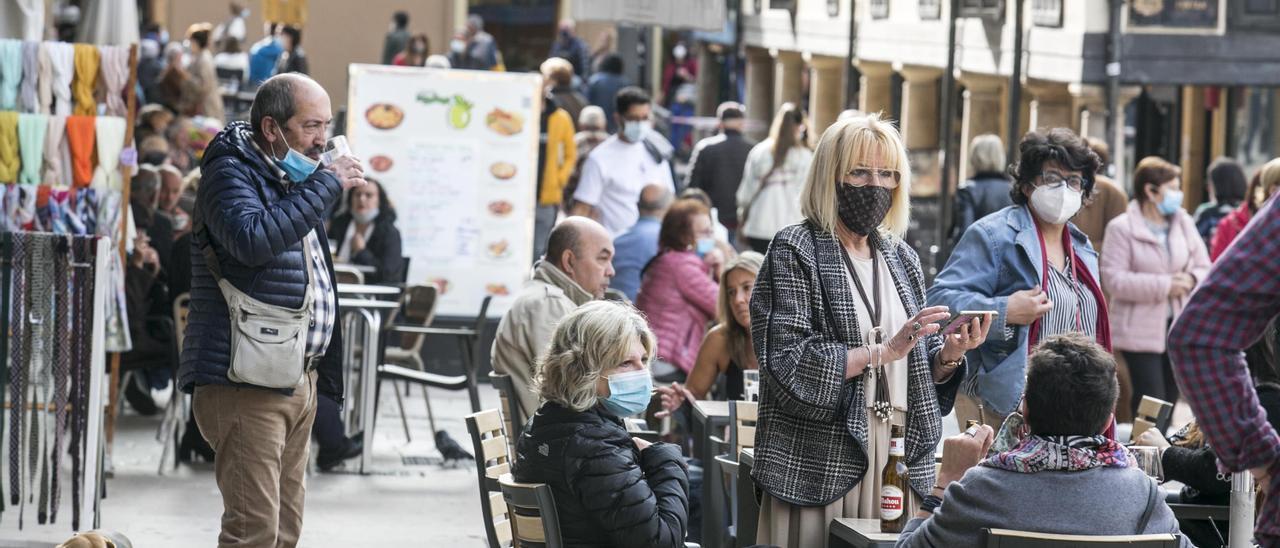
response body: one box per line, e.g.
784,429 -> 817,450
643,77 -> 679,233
336,283 -> 402,299
337,297 -> 401,474
692,400 -> 731,548
830,518 -> 901,548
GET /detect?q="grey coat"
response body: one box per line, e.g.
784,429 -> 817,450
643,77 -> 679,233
749,223 -> 964,506
896,465 -> 1193,547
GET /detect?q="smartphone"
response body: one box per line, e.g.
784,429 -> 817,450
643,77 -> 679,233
941,310 -> 998,336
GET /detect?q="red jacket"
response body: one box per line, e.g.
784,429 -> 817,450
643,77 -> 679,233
1209,204 -> 1251,261
636,250 -> 718,374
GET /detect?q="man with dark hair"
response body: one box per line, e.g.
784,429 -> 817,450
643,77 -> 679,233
571,87 -> 674,236
180,73 -> 367,546
275,26 -> 308,75
687,102 -> 753,240
610,184 -> 671,301
492,217 -> 614,419
895,333 -> 1191,547
587,54 -> 629,132
382,11 -> 410,65
122,169 -> 177,416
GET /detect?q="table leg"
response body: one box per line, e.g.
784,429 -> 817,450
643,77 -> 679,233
357,308 -> 380,474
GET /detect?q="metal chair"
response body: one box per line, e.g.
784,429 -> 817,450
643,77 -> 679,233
381,285 -> 439,440
498,473 -> 564,548
157,293 -> 192,474
984,529 -> 1181,547
377,296 -> 490,436
333,264 -> 365,285
712,400 -> 757,547
466,409 -> 513,548
489,372 -> 524,459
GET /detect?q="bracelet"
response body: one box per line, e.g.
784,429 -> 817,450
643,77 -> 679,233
931,483 -> 949,493
939,357 -> 962,370
919,494 -> 943,514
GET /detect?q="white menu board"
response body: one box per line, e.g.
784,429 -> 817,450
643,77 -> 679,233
346,64 -> 543,318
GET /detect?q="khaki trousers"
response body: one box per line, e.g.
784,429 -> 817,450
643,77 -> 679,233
194,370 -> 318,548
952,393 -> 1006,431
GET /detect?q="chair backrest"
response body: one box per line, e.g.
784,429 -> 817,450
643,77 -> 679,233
730,400 -> 758,459
215,66 -> 243,92
489,372 -> 524,457
398,256 -> 411,284
984,529 -> 1180,548
466,409 -> 513,548
172,292 -> 192,353
388,285 -> 438,352
499,473 -> 564,548
471,295 -> 493,371
333,264 -> 365,285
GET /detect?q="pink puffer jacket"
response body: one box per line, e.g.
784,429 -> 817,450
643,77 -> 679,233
1101,201 -> 1211,353
636,250 -> 719,373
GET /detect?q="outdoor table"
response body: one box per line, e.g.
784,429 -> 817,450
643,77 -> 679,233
829,518 -> 901,548
337,283 -> 402,299
692,400 -> 731,548
1162,481 -> 1230,521
337,298 -> 401,474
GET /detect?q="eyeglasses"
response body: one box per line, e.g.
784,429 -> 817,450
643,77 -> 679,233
843,167 -> 901,188
1037,171 -> 1086,192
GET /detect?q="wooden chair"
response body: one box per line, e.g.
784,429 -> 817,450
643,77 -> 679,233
157,293 -> 192,474
499,473 -> 564,548
489,372 -> 525,459
466,409 -> 513,548
712,400 -> 757,547
984,529 -> 1181,547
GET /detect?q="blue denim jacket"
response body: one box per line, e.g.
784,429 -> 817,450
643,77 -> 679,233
926,205 -> 1099,416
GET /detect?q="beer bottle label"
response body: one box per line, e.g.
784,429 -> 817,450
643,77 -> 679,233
880,485 -> 904,521
888,437 -> 905,457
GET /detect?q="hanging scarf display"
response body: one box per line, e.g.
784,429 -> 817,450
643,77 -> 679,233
20,41 -> 39,113
47,236 -> 71,523
90,116 -> 126,190
36,42 -> 52,114
41,115 -> 68,188
99,46 -> 130,117
71,44 -> 99,116
97,188 -> 132,353
64,115 -> 96,188
68,235 -> 96,531
8,233 -> 28,515
46,42 -> 75,117
982,434 -> 1133,474
0,112 -> 19,183
17,113 -> 47,186
0,39 -> 23,111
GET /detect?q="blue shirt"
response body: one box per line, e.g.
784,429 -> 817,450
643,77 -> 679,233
248,39 -> 284,85
610,216 -> 661,301
587,72 -> 630,133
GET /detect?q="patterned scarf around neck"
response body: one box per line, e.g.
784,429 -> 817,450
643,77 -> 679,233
981,434 -> 1133,474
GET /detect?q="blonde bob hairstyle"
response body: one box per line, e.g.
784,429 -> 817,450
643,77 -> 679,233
534,301 -> 656,412
799,113 -> 913,237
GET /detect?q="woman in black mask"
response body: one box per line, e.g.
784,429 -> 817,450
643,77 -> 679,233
749,113 -> 992,546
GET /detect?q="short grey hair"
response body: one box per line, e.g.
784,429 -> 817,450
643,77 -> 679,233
578,106 -> 606,131
250,74 -> 315,135
969,134 -> 1007,176
534,301 -> 655,412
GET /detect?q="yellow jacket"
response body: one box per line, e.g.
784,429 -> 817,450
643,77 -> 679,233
540,108 -> 577,206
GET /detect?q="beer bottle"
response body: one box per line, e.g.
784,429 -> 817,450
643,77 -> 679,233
880,424 -> 909,533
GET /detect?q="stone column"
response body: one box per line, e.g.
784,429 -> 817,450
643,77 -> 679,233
1181,86 -> 1209,211
899,66 -> 943,150
958,74 -> 1005,182
745,47 -> 775,141
808,56 -> 846,137
856,61 -> 894,118
774,50 -> 805,110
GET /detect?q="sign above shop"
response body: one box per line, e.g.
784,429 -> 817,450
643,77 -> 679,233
1126,0 -> 1225,34
573,0 -> 726,32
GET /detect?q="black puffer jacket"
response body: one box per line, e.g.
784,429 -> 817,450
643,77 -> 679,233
950,173 -> 1013,245
513,402 -> 689,548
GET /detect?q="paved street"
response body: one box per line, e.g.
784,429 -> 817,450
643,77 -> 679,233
0,383 -> 498,547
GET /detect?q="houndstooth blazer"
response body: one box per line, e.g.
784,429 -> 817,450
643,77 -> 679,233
749,222 -> 964,506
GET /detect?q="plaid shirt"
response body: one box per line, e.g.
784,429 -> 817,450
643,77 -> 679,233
1169,197 -> 1280,544
251,138 -> 337,359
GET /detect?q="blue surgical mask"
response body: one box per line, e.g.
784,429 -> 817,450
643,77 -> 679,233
695,237 -> 715,257
600,369 -> 652,417
622,120 -> 647,143
1157,189 -> 1184,216
273,127 -> 319,183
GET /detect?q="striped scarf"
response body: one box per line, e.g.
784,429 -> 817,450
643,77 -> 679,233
981,434 -> 1132,474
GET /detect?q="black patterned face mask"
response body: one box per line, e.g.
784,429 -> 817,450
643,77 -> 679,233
836,183 -> 892,236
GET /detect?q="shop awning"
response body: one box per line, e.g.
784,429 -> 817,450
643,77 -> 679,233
572,0 -> 726,32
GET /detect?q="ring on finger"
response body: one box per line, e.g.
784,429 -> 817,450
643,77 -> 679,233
912,321 -> 922,332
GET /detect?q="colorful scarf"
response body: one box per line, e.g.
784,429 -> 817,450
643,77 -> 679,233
0,112 -> 19,184
71,45 -> 99,116
0,39 -> 23,111
981,434 -> 1133,474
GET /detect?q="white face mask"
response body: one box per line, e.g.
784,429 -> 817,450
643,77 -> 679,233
621,120 -> 648,143
1030,184 -> 1083,225
450,39 -> 466,54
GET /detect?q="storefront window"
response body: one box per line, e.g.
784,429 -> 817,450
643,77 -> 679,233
1230,87 -> 1278,176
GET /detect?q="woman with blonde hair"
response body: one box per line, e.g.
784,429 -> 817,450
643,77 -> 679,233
750,114 -> 991,546
736,102 -> 814,253
513,301 -> 689,547
657,251 -> 764,413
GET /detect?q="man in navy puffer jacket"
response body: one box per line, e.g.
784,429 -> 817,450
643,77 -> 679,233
178,73 -> 366,548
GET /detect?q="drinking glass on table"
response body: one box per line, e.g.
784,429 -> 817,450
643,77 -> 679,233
1130,446 -> 1164,482
743,370 -> 760,402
